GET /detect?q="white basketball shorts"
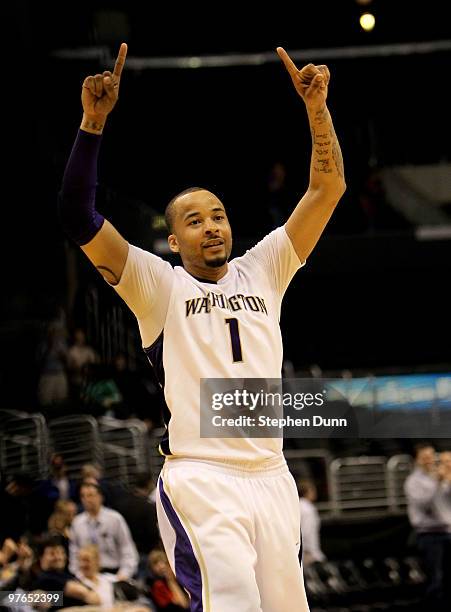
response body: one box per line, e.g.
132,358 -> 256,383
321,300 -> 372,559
156,457 -> 310,611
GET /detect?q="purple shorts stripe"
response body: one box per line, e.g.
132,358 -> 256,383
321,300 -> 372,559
159,477 -> 203,611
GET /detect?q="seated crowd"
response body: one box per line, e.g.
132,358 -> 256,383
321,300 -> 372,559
0,456 -> 189,611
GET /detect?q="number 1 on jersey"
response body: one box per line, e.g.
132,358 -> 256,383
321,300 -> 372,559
225,318 -> 243,362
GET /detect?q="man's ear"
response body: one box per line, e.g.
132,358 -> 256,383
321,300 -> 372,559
168,234 -> 179,253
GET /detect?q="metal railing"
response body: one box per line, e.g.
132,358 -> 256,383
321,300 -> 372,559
0,411 -> 415,516
98,416 -> 151,485
0,410 -> 49,479
386,454 -> 413,512
47,415 -> 104,479
285,450 -> 413,517
330,456 -> 388,514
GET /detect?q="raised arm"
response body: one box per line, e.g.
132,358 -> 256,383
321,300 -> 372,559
59,43 -> 129,285
277,47 -> 346,262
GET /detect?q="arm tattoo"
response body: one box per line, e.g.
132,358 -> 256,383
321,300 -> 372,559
314,106 -> 329,124
330,125 -> 344,178
311,126 -> 332,174
82,119 -> 104,132
311,120 -> 344,178
96,265 -> 120,285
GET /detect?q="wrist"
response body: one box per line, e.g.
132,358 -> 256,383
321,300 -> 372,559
81,113 -> 107,135
306,103 -> 330,125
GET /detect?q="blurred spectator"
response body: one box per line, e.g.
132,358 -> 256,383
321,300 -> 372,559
33,535 -> 100,608
112,473 -> 159,567
404,443 -> 451,609
110,353 -> 161,421
308,364 -> 323,379
77,544 -> 153,610
48,499 -> 78,540
298,479 -> 326,566
76,544 -> 116,607
80,463 -> 103,483
38,453 -> 78,506
0,473 -> 48,540
36,321 -> 68,407
81,363 -> 123,416
0,537 -> 34,591
0,538 -> 18,568
78,463 -> 122,508
69,482 -> 138,579
358,167 -> 409,233
439,450 -> 451,481
264,161 -> 296,229
67,328 -> 98,400
146,549 -> 189,611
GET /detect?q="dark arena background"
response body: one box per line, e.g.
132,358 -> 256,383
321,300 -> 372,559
1,1 -> 451,610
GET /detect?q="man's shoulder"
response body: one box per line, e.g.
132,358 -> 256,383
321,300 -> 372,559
129,244 -> 174,270
101,505 -> 126,522
299,498 -> 315,514
34,570 -> 73,589
231,227 -> 289,265
72,511 -> 87,526
406,467 -> 435,487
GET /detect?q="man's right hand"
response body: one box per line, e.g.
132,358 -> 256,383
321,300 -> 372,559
81,42 -> 128,133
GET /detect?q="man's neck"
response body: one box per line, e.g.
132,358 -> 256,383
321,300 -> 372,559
418,465 -> 434,476
87,507 -> 101,518
183,262 -> 229,283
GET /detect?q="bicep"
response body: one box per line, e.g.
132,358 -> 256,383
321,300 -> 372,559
81,219 -> 129,285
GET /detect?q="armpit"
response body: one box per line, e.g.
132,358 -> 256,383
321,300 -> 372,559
96,265 -> 121,285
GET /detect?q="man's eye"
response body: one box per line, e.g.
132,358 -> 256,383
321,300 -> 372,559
215,216 -> 224,221
190,219 -> 200,225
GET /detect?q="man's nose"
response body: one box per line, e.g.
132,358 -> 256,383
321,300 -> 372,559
204,218 -> 219,233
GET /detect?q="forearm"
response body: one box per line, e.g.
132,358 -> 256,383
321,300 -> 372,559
65,580 -> 100,605
118,550 -> 138,578
307,104 -> 345,194
59,117 -> 106,245
167,577 -> 189,607
116,521 -> 138,578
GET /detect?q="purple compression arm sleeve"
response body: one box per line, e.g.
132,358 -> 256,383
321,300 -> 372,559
59,129 -> 105,245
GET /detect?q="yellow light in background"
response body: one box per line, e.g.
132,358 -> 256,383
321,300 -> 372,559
360,12 -> 376,32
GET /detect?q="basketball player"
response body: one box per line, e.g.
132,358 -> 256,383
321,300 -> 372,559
59,42 -> 345,611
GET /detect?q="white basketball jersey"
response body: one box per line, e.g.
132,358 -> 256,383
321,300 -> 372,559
112,226 -> 303,463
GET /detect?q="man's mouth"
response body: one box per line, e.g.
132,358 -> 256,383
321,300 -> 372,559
203,239 -> 224,249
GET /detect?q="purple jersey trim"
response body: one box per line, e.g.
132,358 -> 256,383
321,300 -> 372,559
144,332 -> 172,455
158,477 -> 204,610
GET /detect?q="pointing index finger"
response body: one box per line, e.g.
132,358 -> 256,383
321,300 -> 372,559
276,47 -> 299,77
113,42 -> 128,78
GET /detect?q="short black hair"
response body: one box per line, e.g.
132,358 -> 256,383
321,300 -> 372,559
164,187 -> 207,233
38,534 -> 66,558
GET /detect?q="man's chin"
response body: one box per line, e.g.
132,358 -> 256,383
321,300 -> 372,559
205,255 -> 228,268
